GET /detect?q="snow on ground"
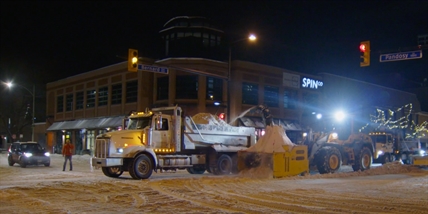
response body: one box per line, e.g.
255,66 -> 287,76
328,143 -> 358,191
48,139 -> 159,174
0,152 -> 427,214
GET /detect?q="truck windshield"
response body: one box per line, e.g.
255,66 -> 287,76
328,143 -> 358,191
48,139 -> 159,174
127,117 -> 151,130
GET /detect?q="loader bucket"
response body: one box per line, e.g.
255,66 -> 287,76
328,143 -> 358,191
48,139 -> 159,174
237,145 -> 309,178
413,156 -> 428,167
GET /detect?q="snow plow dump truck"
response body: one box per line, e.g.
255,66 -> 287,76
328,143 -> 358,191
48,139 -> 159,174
91,106 -> 256,179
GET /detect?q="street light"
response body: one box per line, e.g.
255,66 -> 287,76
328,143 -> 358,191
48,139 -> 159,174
6,82 -> 36,141
227,34 -> 257,123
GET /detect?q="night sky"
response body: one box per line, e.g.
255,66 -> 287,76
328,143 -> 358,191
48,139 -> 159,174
1,1 -> 427,89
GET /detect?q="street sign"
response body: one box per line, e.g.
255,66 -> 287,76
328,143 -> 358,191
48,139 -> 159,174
138,64 -> 169,74
379,50 -> 422,62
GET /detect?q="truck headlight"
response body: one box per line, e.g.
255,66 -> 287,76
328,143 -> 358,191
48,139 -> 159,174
44,152 -> 50,157
24,152 -> 33,157
377,151 -> 383,156
420,150 -> 426,156
117,148 -> 124,153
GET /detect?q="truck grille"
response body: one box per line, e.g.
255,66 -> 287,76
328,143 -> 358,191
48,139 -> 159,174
94,139 -> 109,158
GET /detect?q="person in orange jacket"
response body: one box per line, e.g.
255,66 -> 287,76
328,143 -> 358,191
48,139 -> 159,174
62,139 -> 74,171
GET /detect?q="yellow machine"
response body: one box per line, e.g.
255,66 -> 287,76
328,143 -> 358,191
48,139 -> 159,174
412,156 -> 428,167
237,145 -> 309,178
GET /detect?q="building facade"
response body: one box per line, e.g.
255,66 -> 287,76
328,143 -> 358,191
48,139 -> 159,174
43,16 -> 426,154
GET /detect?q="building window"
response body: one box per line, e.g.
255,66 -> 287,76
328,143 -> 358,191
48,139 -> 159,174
284,90 -> 297,109
86,89 -> 96,108
206,77 -> 223,101
111,83 -> 122,105
126,80 -> 138,103
56,95 -> 64,113
176,75 -> 198,99
157,76 -> 169,100
66,94 -> 73,111
264,86 -> 279,107
242,82 -> 258,105
302,92 -> 319,113
75,91 -> 84,110
98,86 -> 108,106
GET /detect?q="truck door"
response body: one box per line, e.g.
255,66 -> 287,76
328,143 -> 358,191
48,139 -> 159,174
153,116 -> 172,149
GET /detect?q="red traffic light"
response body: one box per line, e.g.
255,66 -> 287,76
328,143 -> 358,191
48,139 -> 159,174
218,113 -> 225,120
359,44 -> 366,52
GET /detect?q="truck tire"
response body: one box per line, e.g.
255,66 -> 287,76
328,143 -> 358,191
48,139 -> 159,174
102,166 -> 123,177
352,147 -> 372,171
315,147 -> 342,174
186,167 -> 206,174
128,154 -> 153,179
214,154 -> 233,175
231,154 -> 239,174
20,158 -> 27,168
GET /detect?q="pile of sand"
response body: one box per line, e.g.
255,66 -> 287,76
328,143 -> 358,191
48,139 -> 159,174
192,113 -> 230,126
246,125 -> 295,153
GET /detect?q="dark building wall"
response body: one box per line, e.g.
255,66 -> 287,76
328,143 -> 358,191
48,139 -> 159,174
320,73 -> 421,138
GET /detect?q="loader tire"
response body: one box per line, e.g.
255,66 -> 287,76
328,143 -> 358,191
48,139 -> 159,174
381,154 -> 392,165
186,167 -> 206,174
102,166 -> 123,178
352,147 -> 372,171
214,154 -> 233,175
315,146 -> 342,174
129,154 -> 153,179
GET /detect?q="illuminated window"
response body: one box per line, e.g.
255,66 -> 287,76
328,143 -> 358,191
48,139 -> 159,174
242,82 -> 258,105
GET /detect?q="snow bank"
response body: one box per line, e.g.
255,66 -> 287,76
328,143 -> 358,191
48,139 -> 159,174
246,125 -> 295,153
192,113 -> 230,126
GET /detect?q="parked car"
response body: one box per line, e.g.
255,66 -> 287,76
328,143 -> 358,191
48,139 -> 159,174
8,142 -> 50,168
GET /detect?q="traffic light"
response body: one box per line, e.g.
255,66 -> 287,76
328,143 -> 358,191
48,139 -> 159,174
128,49 -> 138,72
218,113 -> 225,121
359,41 -> 370,67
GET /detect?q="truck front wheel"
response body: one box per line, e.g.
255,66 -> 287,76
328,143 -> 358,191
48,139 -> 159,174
129,154 -> 153,179
102,167 -> 123,178
352,147 -> 372,171
315,147 -> 342,174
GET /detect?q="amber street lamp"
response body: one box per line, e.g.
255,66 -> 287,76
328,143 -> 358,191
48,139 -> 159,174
227,34 -> 257,123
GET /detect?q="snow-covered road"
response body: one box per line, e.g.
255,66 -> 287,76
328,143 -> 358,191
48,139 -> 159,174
0,153 -> 427,213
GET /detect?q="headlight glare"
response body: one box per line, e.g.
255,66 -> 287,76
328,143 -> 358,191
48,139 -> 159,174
44,152 -> 50,157
24,152 -> 33,157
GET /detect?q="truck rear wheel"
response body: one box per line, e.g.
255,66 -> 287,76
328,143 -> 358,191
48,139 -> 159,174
102,166 -> 123,177
352,147 -> 372,171
8,156 -> 14,166
213,154 -> 233,175
315,147 -> 342,174
129,154 -> 153,179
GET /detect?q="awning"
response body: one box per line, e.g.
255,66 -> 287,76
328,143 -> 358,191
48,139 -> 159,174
47,115 -> 125,131
239,117 -> 302,131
